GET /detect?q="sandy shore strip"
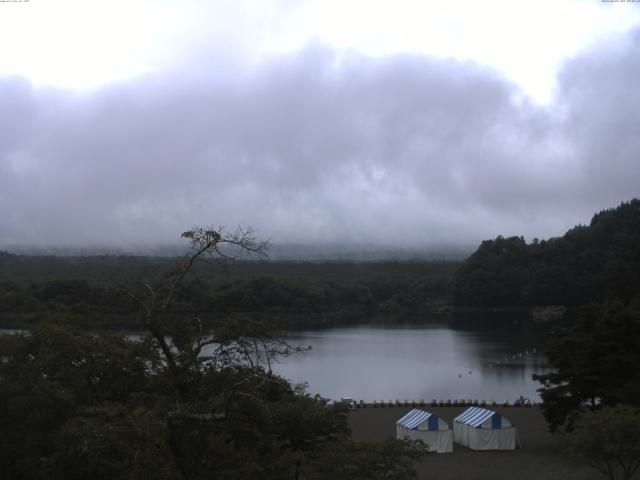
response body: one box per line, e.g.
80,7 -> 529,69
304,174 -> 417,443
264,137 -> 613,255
348,406 -> 601,480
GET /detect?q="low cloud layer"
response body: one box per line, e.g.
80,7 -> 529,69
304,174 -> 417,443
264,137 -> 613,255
1,31 -> 639,251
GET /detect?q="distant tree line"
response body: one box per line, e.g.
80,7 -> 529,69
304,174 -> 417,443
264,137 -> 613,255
0,256 -> 456,330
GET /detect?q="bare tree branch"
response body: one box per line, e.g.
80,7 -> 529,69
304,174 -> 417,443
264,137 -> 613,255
114,225 -> 269,407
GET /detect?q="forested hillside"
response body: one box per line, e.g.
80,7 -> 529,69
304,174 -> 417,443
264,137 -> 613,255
452,199 -> 640,307
0,256 -> 456,330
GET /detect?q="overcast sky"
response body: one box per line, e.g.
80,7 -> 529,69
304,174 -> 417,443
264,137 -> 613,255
1,0 -> 639,251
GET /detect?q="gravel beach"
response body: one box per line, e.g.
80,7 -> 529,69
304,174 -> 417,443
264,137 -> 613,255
348,406 -> 601,480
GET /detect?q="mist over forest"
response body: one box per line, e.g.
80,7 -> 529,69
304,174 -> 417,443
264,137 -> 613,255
2,2 -> 640,480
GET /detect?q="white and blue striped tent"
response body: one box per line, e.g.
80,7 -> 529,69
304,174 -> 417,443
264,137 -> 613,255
453,407 -> 518,450
396,409 -> 453,453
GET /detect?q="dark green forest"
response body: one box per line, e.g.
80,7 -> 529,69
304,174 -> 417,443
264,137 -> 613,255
1,228 -> 424,480
2,201 -> 640,478
0,255 -> 456,330
4,199 -> 640,333
452,199 -> 640,308
0,321 -> 423,480
450,199 -> 640,474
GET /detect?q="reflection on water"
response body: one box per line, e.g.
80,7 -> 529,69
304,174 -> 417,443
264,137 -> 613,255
274,324 -> 550,402
0,320 -> 551,403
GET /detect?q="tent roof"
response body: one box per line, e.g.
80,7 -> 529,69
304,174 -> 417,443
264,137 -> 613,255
454,407 -> 500,427
397,409 -> 435,429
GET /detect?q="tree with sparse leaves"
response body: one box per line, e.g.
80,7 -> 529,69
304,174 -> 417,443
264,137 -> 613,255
0,226 -> 421,480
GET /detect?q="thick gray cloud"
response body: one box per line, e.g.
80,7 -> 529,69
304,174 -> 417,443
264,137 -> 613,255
557,29 -> 640,209
0,33 -> 639,250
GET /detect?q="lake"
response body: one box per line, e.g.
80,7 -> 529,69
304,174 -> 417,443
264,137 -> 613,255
272,324 -> 550,403
0,320 -> 551,403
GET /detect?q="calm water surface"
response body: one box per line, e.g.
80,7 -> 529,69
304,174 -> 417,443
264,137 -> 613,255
273,325 -> 550,403
0,322 -> 550,403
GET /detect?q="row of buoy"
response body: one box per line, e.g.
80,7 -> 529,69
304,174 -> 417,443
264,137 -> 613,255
455,347 -> 540,377
489,348 -> 537,368
355,398 -> 535,408
453,348 -> 540,377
